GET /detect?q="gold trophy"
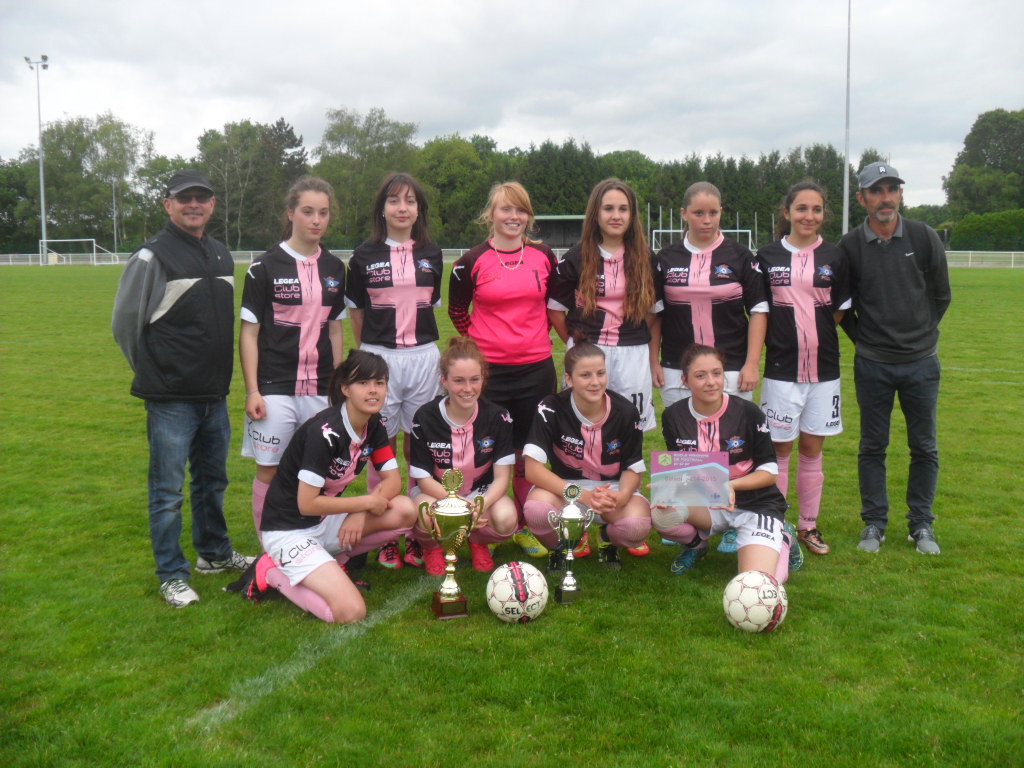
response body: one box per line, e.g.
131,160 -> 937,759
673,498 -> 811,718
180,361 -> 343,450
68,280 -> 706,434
418,468 -> 484,619
547,484 -> 594,605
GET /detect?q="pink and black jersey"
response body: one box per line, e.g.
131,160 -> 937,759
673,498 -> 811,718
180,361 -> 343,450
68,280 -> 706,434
757,237 -> 851,383
346,239 -> 442,348
261,406 -> 396,532
448,242 -> 558,365
653,234 -> 767,370
662,395 -> 786,519
409,396 -> 515,494
546,244 -> 653,347
241,243 -> 347,396
523,389 -> 645,482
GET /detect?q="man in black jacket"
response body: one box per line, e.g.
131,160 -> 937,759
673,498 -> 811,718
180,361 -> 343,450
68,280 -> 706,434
839,162 -> 951,555
113,170 -> 254,607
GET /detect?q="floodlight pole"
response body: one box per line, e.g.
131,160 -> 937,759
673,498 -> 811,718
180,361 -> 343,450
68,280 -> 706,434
841,0 -> 852,235
25,54 -> 49,264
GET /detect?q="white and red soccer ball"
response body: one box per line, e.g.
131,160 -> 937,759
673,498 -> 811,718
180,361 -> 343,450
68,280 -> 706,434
485,561 -> 548,623
722,570 -> 788,633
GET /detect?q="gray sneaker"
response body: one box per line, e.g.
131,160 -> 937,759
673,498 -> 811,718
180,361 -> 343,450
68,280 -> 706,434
160,578 -> 199,608
196,551 -> 257,574
857,524 -> 885,553
909,526 -> 941,555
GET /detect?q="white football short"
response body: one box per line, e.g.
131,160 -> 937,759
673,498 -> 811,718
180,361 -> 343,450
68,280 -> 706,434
760,378 -> 843,442
707,508 -> 783,553
262,515 -> 349,586
242,394 -> 329,466
660,367 -> 753,409
598,343 -> 655,431
362,342 -> 441,437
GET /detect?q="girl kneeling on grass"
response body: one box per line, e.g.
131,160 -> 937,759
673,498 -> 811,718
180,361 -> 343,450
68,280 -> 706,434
522,339 -> 651,571
655,344 -> 799,581
408,337 -> 517,576
246,350 -> 417,623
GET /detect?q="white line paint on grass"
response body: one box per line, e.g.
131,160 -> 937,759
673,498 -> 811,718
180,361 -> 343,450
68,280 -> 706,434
188,577 -> 434,734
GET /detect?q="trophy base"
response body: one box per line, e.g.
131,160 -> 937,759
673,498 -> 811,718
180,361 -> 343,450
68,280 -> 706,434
555,585 -> 580,605
431,592 -> 469,620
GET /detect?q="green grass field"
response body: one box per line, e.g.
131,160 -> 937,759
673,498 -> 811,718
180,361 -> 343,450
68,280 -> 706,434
1,265 -> 1021,767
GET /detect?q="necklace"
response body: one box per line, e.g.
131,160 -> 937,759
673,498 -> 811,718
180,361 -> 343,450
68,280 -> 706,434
492,240 -> 525,271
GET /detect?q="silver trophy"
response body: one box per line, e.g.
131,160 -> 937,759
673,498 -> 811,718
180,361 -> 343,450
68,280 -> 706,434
547,484 -> 594,605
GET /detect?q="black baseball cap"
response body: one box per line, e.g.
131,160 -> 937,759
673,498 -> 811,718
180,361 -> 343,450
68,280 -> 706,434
165,169 -> 214,197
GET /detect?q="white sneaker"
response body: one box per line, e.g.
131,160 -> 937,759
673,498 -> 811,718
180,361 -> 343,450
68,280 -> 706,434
160,579 -> 199,608
196,551 -> 256,574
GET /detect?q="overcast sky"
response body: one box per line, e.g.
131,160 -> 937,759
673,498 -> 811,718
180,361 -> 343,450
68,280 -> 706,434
2,0 -> 1021,206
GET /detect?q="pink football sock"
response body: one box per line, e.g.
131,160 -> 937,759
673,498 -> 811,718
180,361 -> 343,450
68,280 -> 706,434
606,516 -> 652,548
658,522 -> 701,547
337,527 -> 412,566
522,499 -> 560,549
470,525 -> 513,546
797,453 -> 824,529
775,453 -> 791,497
512,456 -> 531,520
265,568 -> 335,623
775,531 -> 791,585
251,478 -> 270,535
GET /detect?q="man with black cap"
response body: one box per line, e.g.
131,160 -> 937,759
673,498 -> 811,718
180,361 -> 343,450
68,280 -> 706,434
113,169 -> 254,607
839,162 -> 951,555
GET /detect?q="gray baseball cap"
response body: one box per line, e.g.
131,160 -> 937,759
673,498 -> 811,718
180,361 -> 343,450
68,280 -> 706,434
165,169 -> 214,197
858,162 -> 904,188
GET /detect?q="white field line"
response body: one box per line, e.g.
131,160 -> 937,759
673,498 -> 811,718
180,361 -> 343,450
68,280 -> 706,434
187,576 -> 434,734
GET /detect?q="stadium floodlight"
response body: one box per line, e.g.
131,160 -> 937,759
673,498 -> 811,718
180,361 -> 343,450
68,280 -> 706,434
25,54 -> 50,264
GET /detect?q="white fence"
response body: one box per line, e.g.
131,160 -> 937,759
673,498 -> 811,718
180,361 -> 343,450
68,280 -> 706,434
0,249 -> 1020,267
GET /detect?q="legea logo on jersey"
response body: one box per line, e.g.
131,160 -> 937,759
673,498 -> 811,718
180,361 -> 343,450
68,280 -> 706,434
665,266 -> 689,285
273,277 -> 302,299
328,457 -> 351,477
767,265 -> 791,285
366,261 -> 392,284
560,434 -> 584,459
674,438 -> 698,448
428,441 -> 452,460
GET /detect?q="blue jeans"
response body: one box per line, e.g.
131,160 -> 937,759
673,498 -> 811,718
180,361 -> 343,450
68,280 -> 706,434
854,355 -> 941,534
146,399 -> 233,582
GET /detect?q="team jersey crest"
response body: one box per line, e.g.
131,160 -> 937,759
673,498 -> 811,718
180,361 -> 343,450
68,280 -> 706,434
714,264 -> 734,278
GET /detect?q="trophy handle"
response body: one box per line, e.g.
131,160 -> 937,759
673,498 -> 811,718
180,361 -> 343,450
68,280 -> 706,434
418,500 -> 433,533
547,509 -> 560,530
470,494 -> 485,531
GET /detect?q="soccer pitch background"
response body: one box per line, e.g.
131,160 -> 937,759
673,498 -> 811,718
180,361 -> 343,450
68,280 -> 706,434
1,266 -> 1020,767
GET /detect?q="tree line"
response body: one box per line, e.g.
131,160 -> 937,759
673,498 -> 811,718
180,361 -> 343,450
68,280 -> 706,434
2,106 -> 1021,254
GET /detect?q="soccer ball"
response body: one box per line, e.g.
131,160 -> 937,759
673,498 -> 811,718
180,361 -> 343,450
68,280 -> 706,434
485,561 -> 548,623
722,570 -> 788,633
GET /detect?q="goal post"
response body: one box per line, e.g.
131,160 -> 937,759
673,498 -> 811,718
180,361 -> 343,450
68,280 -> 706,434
39,239 -> 116,266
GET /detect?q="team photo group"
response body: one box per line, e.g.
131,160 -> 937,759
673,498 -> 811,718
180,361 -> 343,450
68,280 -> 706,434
111,159 -> 951,625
